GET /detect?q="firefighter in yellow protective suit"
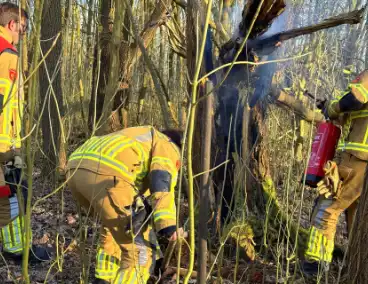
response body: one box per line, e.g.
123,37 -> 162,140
302,70 -> 368,277
66,126 -> 183,284
0,2 -> 50,262
0,2 -> 26,235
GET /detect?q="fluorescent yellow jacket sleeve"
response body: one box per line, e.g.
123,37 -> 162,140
149,133 -> 180,236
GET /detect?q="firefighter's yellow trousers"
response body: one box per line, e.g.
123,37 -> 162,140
0,216 -> 27,254
305,152 -> 367,262
0,163 -> 29,255
67,168 -> 161,283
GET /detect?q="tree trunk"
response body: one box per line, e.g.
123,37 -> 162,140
39,0 -> 64,172
97,0 -> 124,134
88,0 -> 111,132
83,0 -> 95,127
198,80 -> 214,283
120,0 -> 132,129
89,0 -> 172,132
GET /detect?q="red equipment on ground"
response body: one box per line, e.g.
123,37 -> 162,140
304,121 -> 341,187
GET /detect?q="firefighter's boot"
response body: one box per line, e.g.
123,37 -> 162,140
300,259 -> 329,279
2,245 -> 51,263
300,260 -> 319,278
300,259 -> 319,278
29,244 -> 51,262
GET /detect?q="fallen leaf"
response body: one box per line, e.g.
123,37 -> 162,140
67,215 -> 76,225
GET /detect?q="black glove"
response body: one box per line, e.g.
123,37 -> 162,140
125,196 -> 152,235
4,166 -> 28,210
316,99 -> 330,119
316,98 -> 327,110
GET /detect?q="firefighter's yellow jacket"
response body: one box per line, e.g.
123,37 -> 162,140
326,70 -> 368,161
0,26 -> 23,153
66,126 -> 181,235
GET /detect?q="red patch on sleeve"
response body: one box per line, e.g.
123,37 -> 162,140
176,160 -> 181,170
9,69 -> 17,81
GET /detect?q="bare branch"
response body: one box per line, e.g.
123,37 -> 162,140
250,7 -> 366,51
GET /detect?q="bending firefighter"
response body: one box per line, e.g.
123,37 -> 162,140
302,70 -> 368,276
0,2 -> 49,262
66,126 -> 183,284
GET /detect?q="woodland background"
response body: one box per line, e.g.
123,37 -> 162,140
1,0 -> 368,283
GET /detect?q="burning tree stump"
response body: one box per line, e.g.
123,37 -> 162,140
163,0 -> 365,280
212,0 -> 365,268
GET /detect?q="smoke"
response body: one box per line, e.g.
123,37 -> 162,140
216,4 -> 289,153
214,3 -> 289,219
249,9 -> 288,107
230,0 -> 245,41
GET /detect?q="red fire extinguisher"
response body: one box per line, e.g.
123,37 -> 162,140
304,121 -> 341,187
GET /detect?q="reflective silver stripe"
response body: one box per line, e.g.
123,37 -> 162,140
135,131 -> 153,143
9,196 -> 19,219
313,198 -> 333,228
116,271 -> 126,283
138,244 -> 148,265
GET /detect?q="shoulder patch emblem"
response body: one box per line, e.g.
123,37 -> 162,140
176,160 -> 181,170
351,70 -> 368,83
352,76 -> 361,83
9,69 -> 17,81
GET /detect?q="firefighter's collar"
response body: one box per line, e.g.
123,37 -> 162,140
0,26 -> 14,45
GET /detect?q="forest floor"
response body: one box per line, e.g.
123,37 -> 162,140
0,161 -> 350,284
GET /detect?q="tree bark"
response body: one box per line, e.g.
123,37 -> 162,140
97,0 -> 124,134
120,0 -> 132,129
88,0 -> 111,132
198,80 -> 214,283
88,0 -> 172,131
39,0 -> 64,172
